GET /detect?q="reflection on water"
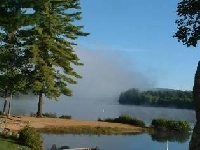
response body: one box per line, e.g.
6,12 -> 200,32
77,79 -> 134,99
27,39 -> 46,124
43,133 -> 190,150
47,144 -> 99,150
150,132 -> 191,143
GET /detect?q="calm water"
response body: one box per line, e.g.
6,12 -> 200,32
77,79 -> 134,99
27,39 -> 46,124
43,133 -> 190,150
0,95 -> 196,150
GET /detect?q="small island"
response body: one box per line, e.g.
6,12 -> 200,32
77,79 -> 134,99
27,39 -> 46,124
119,88 -> 193,109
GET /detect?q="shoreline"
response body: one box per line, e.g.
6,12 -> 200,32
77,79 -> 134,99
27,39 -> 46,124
0,115 -> 146,134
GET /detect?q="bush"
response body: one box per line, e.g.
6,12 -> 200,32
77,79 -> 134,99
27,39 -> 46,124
151,118 -> 191,132
117,115 -> 145,127
97,117 -> 102,121
18,126 -> 43,150
99,115 -> 145,127
30,113 -> 36,117
42,113 -> 57,118
151,118 -> 168,130
59,115 -> 72,119
104,118 -> 116,122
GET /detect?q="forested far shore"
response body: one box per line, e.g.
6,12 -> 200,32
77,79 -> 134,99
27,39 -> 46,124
119,88 -> 193,109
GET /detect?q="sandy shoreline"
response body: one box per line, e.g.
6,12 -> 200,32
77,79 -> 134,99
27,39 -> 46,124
0,115 -> 144,134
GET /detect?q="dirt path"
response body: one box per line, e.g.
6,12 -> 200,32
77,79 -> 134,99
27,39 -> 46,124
1,115 -> 144,133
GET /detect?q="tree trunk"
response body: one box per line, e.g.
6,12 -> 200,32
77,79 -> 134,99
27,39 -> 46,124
3,98 -> 8,115
190,61 -> 200,150
7,94 -> 12,116
190,122 -> 200,150
3,89 -> 8,115
37,92 -> 43,117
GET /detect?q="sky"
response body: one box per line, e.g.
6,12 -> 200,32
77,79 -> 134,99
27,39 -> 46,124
69,0 -> 200,98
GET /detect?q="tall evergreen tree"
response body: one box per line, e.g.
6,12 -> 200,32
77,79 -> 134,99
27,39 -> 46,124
0,0 -> 36,115
0,48 -> 27,115
21,0 -> 89,117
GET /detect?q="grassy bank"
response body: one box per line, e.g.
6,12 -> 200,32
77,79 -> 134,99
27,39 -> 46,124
0,136 -> 30,150
37,125 -> 145,135
0,114 -> 191,136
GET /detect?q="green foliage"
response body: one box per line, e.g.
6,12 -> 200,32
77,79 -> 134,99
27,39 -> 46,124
174,0 -> 200,47
0,136 -> 31,150
117,115 -> 145,127
59,115 -> 72,119
23,0 -> 89,99
42,113 -> 57,118
30,112 -> 72,119
119,88 -> 193,109
18,126 -> 43,150
99,114 -> 145,127
0,0 -> 89,116
151,118 -> 191,132
151,118 -> 168,131
0,1 -> 31,94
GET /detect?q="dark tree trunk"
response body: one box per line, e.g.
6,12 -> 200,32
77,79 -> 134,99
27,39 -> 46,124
190,61 -> 200,150
37,92 -> 43,117
190,122 -> 200,150
3,98 -> 7,115
7,100 -> 11,116
7,94 -> 12,116
3,89 -> 8,115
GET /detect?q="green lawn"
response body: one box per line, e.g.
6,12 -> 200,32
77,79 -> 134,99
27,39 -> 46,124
0,137 -> 30,150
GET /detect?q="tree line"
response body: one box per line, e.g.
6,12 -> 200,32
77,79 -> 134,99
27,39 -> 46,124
119,88 -> 193,109
0,0 -> 88,117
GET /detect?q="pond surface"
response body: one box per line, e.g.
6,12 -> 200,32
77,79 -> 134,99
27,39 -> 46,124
43,133 -> 190,150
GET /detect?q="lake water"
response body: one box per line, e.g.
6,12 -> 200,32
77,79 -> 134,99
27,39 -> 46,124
0,95 -> 196,150
43,133 -> 190,150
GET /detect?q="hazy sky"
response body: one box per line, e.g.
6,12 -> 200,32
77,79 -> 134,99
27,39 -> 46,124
70,0 -> 199,98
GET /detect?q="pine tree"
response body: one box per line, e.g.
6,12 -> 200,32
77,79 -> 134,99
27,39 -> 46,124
0,0 -> 35,115
0,0 -> 89,117
21,0 -> 89,117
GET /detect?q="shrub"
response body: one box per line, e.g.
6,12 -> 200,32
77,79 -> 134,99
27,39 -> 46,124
97,117 -> 102,121
151,118 -> 191,132
18,126 -> 43,150
151,118 -> 168,131
99,115 -> 145,127
104,118 -> 116,123
59,115 -> 72,119
118,115 -> 145,127
42,113 -> 57,118
30,113 -> 36,117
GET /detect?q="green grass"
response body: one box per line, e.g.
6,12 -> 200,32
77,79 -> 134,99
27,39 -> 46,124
37,126 -> 127,135
0,136 -> 31,150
